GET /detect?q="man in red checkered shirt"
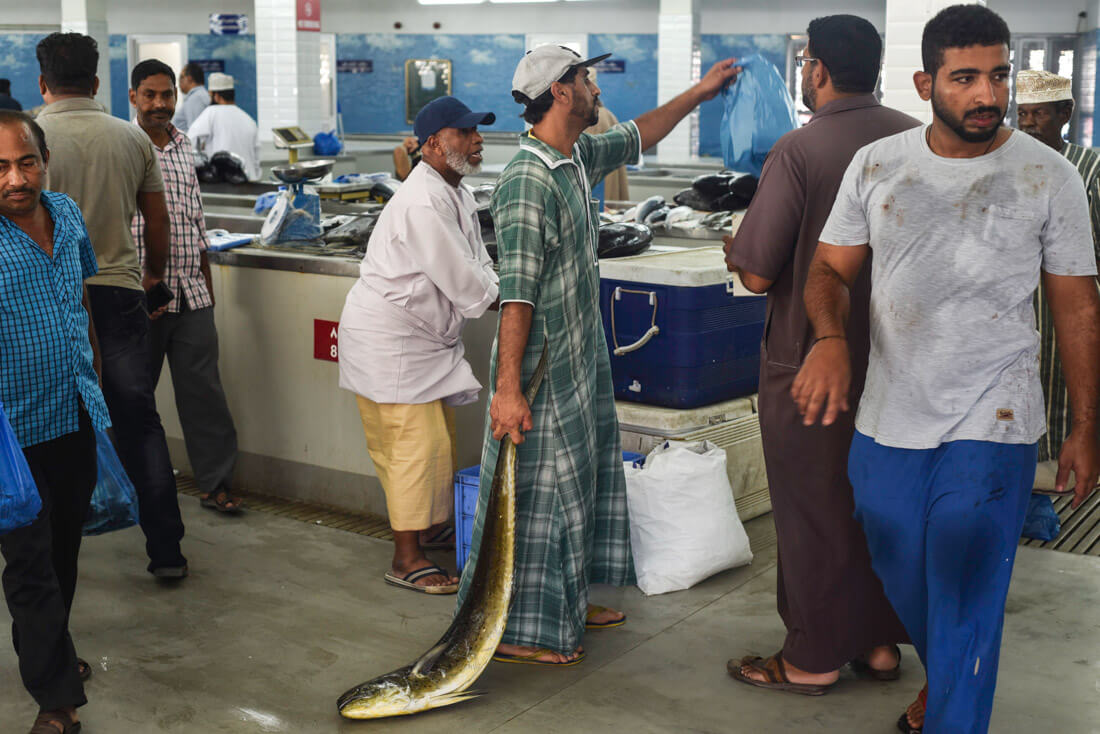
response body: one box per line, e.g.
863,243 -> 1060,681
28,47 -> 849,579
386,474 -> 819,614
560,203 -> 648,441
130,59 -> 241,514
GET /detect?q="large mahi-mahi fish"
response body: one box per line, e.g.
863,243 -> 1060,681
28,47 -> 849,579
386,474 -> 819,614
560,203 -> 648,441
337,345 -> 548,719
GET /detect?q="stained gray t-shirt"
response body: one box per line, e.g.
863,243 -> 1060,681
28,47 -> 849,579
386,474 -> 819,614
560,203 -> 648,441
820,127 -> 1097,449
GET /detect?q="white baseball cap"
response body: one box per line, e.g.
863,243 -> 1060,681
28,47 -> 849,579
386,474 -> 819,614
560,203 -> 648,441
512,45 -> 611,100
208,72 -> 235,92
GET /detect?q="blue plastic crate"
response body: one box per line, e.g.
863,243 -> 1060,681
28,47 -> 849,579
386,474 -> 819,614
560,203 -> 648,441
454,451 -> 645,573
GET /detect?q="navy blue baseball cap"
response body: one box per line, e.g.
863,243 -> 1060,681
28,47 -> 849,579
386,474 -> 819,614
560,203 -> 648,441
414,96 -> 496,146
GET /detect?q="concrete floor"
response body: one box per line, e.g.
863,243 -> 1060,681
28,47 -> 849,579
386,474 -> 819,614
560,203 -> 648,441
2,494 -> 1099,733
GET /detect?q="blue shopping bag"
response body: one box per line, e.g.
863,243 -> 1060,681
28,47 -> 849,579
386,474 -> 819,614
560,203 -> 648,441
1021,494 -> 1061,542
83,429 -> 140,536
0,400 -> 41,535
720,54 -> 799,177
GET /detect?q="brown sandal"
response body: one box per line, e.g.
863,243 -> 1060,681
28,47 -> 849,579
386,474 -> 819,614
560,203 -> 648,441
897,684 -> 927,733
727,652 -> 837,696
200,488 -> 243,514
29,710 -> 81,734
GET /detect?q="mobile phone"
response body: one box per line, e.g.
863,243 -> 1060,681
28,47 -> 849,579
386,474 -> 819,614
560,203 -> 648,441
145,281 -> 174,312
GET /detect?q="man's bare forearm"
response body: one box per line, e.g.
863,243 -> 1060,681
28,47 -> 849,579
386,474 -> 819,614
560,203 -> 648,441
633,87 -> 705,151
496,302 -> 534,394
804,259 -> 851,339
1047,275 -> 1100,430
139,191 -> 170,281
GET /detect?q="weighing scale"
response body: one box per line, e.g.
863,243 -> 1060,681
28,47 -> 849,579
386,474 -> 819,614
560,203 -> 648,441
260,159 -> 334,245
272,126 -> 314,165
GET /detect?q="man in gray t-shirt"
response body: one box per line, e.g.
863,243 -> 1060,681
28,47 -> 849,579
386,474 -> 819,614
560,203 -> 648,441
793,6 -> 1099,734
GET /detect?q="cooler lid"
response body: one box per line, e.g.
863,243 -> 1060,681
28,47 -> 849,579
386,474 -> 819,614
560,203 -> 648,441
616,395 -> 756,436
599,245 -> 755,294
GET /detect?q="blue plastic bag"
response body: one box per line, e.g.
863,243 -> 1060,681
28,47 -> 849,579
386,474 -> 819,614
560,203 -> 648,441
83,429 -> 140,536
0,400 -> 41,535
1021,494 -> 1061,542
253,190 -> 280,215
720,54 -> 799,177
313,130 -> 344,156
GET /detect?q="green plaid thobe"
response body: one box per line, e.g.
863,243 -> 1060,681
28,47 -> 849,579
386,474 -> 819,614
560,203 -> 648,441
1035,141 -> 1100,462
455,122 -> 640,654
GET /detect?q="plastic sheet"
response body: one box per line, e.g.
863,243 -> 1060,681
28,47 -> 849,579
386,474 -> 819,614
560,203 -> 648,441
0,401 -> 41,536
313,130 -> 344,156
720,54 -> 798,177
83,429 -> 140,537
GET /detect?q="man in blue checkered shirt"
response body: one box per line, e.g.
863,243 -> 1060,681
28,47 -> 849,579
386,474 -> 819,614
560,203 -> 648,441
0,110 -> 111,734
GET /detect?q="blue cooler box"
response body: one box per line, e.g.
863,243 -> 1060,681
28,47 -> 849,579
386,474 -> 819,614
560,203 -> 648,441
599,246 -> 765,409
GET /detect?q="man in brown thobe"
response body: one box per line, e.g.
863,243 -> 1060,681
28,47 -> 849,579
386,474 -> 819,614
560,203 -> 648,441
722,15 -> 920,694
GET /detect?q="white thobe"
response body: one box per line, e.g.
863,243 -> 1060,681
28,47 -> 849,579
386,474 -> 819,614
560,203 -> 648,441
338,163 -> 499,406
187,103 -> 262,181
172,86 -> 210,132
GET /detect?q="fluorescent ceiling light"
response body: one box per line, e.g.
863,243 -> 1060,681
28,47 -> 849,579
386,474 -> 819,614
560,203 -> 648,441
489,0 -> 558,4
418,0 -> 485,4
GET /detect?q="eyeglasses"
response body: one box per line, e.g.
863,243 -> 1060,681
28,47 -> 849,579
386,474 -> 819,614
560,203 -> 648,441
795,56 -> 820,68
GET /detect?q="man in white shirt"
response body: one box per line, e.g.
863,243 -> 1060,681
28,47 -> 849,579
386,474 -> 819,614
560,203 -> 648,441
187,72 -> 261,181
172,62 -> 210,132
338,96 -> 498,594
794,6 -> 1099,733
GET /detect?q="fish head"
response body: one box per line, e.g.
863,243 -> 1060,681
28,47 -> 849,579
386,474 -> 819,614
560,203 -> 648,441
338,674 -> 421,719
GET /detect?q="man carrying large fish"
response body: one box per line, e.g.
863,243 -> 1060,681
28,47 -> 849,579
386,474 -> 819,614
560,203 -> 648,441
459,45 -> 742,665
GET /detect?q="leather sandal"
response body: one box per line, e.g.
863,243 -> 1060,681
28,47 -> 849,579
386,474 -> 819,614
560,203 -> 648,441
727,652 -> 837,696
29,709 -> 81,734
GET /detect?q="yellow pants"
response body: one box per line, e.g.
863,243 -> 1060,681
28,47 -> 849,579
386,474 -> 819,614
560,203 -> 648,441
355,396 -> 456,532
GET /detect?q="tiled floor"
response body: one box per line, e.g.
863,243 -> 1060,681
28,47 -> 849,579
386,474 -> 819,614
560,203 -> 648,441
1,493 -> 1098,732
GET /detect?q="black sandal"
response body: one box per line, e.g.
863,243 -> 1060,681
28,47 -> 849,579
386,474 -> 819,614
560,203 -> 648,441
200,488 -> 243,514
850,644 -> 901,681
77,657 -> 91,682
29,710 -> 81,733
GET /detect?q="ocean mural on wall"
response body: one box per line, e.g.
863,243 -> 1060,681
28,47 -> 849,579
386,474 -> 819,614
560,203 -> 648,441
700,34 -> 789,158
336,34 -> 527,135
0,33 -> 49,114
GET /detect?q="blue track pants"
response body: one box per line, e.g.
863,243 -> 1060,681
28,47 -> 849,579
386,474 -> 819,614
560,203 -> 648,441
848,433 -> 1036,734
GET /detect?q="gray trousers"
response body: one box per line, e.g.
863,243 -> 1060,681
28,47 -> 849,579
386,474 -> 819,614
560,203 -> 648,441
149,306 -> 238,495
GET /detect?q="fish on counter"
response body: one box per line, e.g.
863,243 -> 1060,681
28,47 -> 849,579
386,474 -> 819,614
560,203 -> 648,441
598,222 -> 654,259
634,195 -> 666,223
337,348 -> 550,720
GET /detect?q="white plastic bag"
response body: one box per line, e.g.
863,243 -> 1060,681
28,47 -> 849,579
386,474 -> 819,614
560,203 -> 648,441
624,440 -> 753,595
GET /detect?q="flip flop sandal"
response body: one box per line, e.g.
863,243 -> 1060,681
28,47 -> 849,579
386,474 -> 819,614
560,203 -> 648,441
384,565 -> 458,594
850,644 -> 902,681
420,526 -> 456,550
897,685 -> 927,733
585,604 -> 627,629
727,652 -> 837,696
200,489 -> 243,514
30,710 -> 82,733
492,648 -> 586,666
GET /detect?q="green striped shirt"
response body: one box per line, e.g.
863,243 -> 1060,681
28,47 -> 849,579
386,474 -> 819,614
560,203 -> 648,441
1035,141 -> 1100,461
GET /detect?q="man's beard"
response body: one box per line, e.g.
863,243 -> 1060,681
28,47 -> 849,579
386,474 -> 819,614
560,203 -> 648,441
801,75 -> 817,113
931,87 -> 1004,143
574,97 -> 599,127
445,148 -> 481,177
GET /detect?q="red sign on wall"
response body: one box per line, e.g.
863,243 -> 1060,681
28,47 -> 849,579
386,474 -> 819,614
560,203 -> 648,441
314,319 -> 339,362
296,0 -> 321,31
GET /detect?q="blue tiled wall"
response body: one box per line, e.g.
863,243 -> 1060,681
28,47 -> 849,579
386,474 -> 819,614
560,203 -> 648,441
0,33 -> 49,113
337,34 -> 527,134
588,34 -> 659,126
187,35 -> 258,121
109,34 -> 128,120
700,34 -> 789,158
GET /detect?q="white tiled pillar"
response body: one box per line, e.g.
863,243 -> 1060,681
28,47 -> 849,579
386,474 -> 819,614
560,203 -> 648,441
882,0 -> 986,123
255,0 -> 326,143
60,0 -> 110,109
657,0 -> 699,163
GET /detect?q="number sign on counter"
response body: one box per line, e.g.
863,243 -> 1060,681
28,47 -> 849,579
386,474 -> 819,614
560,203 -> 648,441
314,319 -> 339,362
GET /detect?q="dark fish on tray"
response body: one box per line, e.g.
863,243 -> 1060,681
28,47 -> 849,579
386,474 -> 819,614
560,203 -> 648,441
322,215 -> 377,249
690,171 -> 736,197
673,187 -> 719,212
337,347 -> 550,720
598,222 -> 653,259
643,206 -> 671,226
